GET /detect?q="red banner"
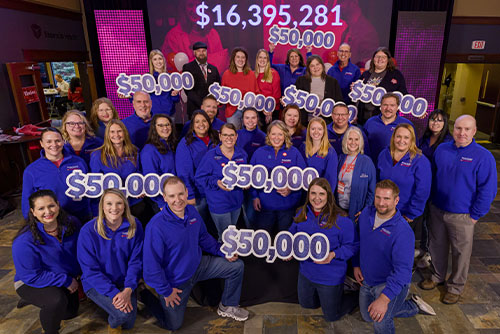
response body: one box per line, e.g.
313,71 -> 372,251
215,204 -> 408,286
22,86 -> 40,104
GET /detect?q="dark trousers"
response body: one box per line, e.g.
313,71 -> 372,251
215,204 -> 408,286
16,284 -> 79,334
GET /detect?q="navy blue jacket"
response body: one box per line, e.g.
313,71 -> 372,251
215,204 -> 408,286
143,205 -> 224,297
175,136 -> 216,200
418,133 -> 453,161
140,142 -> 175,208
236,127 -> 266,159
269,51 -> 311,95
195,146 -> 248,214
250,145 -> 306,211
327,123 -> 370,158
326,60 -> 361,103
12,220 -> 81,288
122,113 -> 151,150
432,140 -> 497,220
289,207 -> 357,286
353,206 -> 414,300
150,71 -> 180,116
363,115 -> 414,164
78,218 -> 143,298
377,149 -> 431,219
336,154 -> 376,221
299,145 -> 338,190
21,148 -> 91,219
181,118 -> 225,138
64,136 -> 103,167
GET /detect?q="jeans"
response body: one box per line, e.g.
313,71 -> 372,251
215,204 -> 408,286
226,109 -> 243,130
256,208 -> 295,236
142,255 -> 244,331
211,207 -> 241,240
242,191 -> 256,228
86,288 -> 137,329
298,273 -> 357,321
359,282 -> 418,334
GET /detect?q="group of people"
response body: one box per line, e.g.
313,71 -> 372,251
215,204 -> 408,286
14,40 -> 497,334
53,75 -> 85,115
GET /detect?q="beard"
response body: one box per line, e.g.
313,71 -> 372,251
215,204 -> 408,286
196,55 -> 207,64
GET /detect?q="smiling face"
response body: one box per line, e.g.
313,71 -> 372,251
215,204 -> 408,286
109,124 -> 124,146
380,97 -> 398,122
453,115 -> 476,147
332,105 -> 349,129
31,196 -> 59,226
40,131 -> 63,160
309,59 -> 324,77
234,51 -> 246,71
132,92 -> 152,120
373,51 -> 388,71
65,114 -> 85,138
309,184 -> 327,212
284,108 -> 300,129
338,44 -> 351,65
201,98 -> 218,120
97,103 -> 114,123
429,114 -> 445,135
243,110 -> 258,131
393,127 -> 411,153
219,126 -> 237,150
374,187 -> 399,218
155,117 -> 172,140
288,51 -> 300,68
309,120 -> 324,142
269,125 -> 285,149
257,51 -> 268,69
102,192 -> 124,224
193,114 -> 209,137
152,54 -> 164,72
346,130 -> 361,154
163,181 -> 188,217
194,48 -> 207,64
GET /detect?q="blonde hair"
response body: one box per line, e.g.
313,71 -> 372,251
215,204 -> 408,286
255,49 -> 273,83
95,188 -> 136,240
390,123 -> 421,160
99,119 -> 138,168
265,120 -> 292,149
149,49 -> 166,74
61,110 -> 95,140
305,118 -> 330,158
342,126 -> 365,155
90,97 -> 118,131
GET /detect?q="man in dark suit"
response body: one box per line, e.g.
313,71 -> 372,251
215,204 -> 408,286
182,41 -> 221,120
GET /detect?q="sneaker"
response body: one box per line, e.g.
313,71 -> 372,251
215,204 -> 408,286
411,294 -> 436,316
417,252 -> 432,269
217,303 -> 249,321
442,292 -> 460,305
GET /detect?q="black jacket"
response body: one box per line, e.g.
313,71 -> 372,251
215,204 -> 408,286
182,60 -> 221,118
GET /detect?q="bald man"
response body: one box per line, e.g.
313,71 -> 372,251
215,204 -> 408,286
420,115 -> 497,304
122,91 -> 152,149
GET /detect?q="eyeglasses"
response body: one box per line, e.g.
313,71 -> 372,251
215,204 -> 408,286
374,55 -> 388,60
221,134 -> 236,138
156,123 -> 171,128
429,118 -> 444,123
338,50 -> 350,54
66,122 -> 85,128
98,108 -> 112,113
333,113 -> 349,118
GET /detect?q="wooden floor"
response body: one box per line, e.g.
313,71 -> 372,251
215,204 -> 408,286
1,144 -> 500,334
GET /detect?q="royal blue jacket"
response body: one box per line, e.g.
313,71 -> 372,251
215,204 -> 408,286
175,136 -> 216,200
432,140 -> 497,220
12,220 -> 81,288
269,51 -> 312,94
122,113 -> 151,150
181,118 -> 225,138
299,145 -> 338,190
78,218 -> 143,298
150,71 -> 180,116
21,148 -> 91,219
236,127 -> 266,159
291,128 -> 307,149
377,149 -> 431,219
418,133 -> 453,161
327,123 -> 370,157
352,206 -> 414,300
140,142 -> 176,208
250,145 -> 306,211
89,150 -> 142,209
363,115 -> 414,164
326,60 -> 361,103
64,136 -> 103,167
289,207 -> 357,286
195,146 -> 248,214
96,121 -> 106,139
336,154 -> 376,221
143,204 -> 224,297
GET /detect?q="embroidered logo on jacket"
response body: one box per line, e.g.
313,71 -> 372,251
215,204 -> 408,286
460,157 -> 473,162
189,218 -> 197,225
380,228 -> 391,236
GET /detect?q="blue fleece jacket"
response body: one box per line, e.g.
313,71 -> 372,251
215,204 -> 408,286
181,118 -> 225,137
269,51 -> 312,94
175,136 -> 216,200
122,113 -> 151,150
299,145 -> 338,190
195,146 -> 248,214
143,204 -> 224,297
236,127 -> 266,159
363,115 -> 414,164
353,206 -> 414,300
21,148 -> 91,219
336,154 -> 376,221
64,136 -> 103,167
418,133 -> 453,161
291,128 -> 307,149
140,142 -> 176,208
12,220 -> 81,288
432,140 -> 497,220
78,218 -> 143,298
377,149 -> 431,219
289,207 -> 358,286
150,72 -> 180,116
250,145 -> 306,211
96,121 -> 106,139
327,123 -> 370,157
326,60 -> 361,103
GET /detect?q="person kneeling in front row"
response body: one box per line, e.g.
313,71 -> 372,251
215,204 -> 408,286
142,176 -> 248,331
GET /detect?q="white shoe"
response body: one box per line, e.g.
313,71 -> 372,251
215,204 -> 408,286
417,252 -> 432,269
411,294 -> 436,316
217,303 -> 249,321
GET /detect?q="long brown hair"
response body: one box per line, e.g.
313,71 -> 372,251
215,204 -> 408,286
281,104 -> 305,137
369,47 -> 396,72
286,48 -> 305,67
294,178 -> 345,229
304,55 -> 327,81
229,47 -> 251,75
89,97 -> 118,131
145,114 -> 176,154
99,119 -> 138,168
185,110 -> 220,146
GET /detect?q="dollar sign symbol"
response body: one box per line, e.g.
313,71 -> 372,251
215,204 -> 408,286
282,85 -> 297,105
116,73 -> 132,97
208,82 -> 221,101
222,161 -> 238,190
268,25 -> 280,44
221,225 -> 239,258
348,80 -> 363,102
196,1 -> 210,29
65,170 -> 86,201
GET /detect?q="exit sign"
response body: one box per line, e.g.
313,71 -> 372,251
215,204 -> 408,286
472,40 -> 485,50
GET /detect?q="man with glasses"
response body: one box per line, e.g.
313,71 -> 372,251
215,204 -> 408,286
327,43 -> 361,105
327,104 -> 369,157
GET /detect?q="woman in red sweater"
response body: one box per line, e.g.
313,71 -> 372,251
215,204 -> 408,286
221,47 -> 259,129
255,49 -> 281,130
